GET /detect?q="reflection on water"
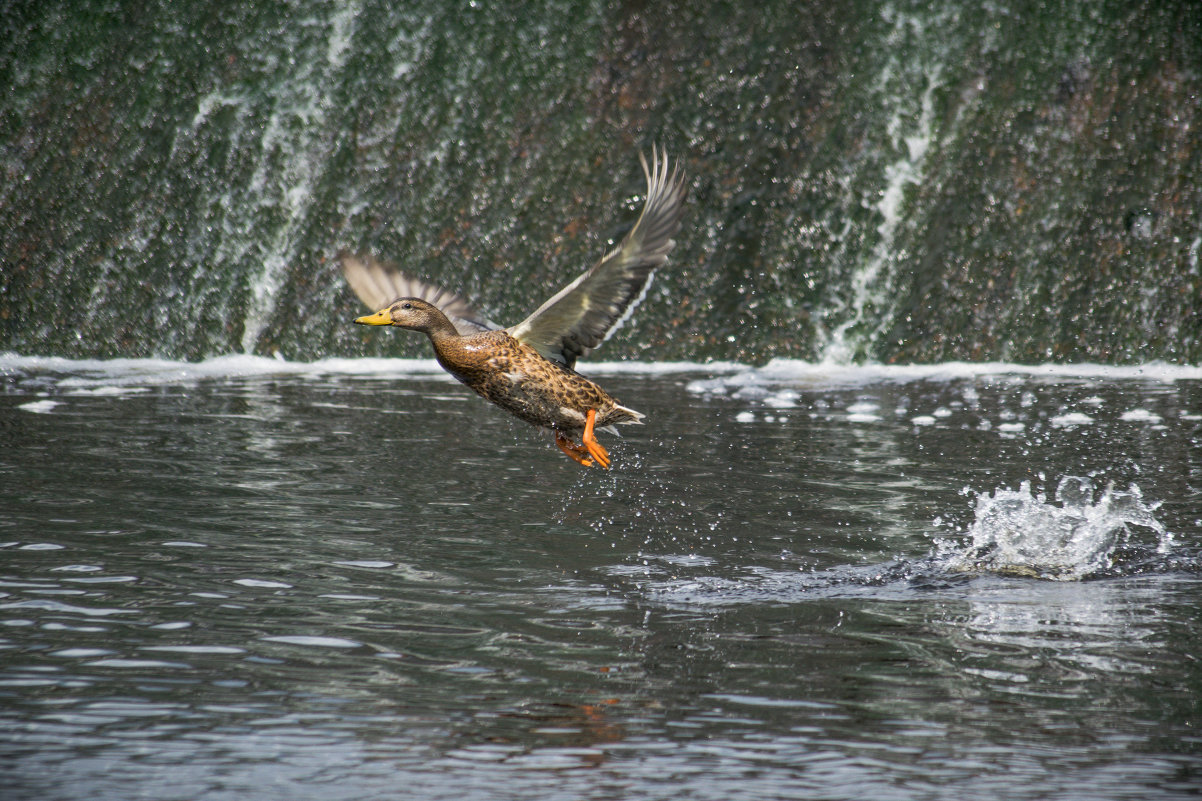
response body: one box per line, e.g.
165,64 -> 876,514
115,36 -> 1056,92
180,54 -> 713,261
0,358 -> 1200,800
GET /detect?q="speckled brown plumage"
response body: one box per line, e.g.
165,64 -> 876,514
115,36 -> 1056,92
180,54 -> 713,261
343,149 -> 687,468
429,328 -> 641,434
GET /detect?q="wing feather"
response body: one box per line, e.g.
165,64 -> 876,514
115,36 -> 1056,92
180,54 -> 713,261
506,147 -> 688,368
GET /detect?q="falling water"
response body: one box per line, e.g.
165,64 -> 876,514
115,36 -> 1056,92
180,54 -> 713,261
2,0 -> 1199,362
819,6 -> 946,362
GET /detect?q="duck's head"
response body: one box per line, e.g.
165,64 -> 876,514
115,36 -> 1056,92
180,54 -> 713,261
355,298 -> 450,333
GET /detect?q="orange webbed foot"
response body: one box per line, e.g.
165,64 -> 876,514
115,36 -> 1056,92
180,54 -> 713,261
581,409 -> 611,469
555,431 -> 595,467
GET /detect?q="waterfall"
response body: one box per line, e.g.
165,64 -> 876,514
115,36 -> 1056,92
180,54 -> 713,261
1,0 -> 1198,364
819,5 -> 948,363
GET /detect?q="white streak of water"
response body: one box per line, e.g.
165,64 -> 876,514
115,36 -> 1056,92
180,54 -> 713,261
819,8 -> 948,364
4,353 -> 1200,393
235,2 -> 362,354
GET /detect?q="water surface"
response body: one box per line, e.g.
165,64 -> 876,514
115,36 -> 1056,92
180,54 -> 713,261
1,357 -> 1200,799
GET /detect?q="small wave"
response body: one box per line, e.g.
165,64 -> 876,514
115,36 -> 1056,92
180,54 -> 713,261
17,399 -> 60,414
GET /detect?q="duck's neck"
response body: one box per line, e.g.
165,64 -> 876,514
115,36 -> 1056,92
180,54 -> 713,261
422,316 -> 467,377
424,318 -> 477,382
421,312 -> 461,343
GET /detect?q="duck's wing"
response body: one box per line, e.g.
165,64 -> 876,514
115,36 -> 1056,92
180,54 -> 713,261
339,253 -> 500,335
507,147 -> 687,369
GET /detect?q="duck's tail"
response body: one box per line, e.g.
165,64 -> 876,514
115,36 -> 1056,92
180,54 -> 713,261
599,404 -> 644,435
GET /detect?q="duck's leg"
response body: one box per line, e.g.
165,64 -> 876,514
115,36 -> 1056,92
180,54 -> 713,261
555,431 -> 595,467
581,409 -> 611,469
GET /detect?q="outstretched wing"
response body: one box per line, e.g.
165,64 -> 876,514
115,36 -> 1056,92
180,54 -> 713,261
339,253 -> 499,335
506,147 -> 688,369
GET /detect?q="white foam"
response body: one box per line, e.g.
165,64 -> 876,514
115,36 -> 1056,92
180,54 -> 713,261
1120,409 -> 1163,423
687,359 -> 1202,395
1050,412 -> 1094,428
3,353 -> 1200,392
764,390 -> 800,408
18,400 -> 59,414
586,360 -> 745,376
1,353 -> 448,389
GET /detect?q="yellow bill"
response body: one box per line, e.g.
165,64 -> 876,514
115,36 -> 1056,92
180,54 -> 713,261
354,308 -> 393,326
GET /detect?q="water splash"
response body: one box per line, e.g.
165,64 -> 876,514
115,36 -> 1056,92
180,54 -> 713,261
943,476 -> 1172,581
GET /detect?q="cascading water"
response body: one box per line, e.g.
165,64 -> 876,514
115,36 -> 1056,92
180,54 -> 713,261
1,0 -> 1199,363
817,5 -> 947,363
234,3 -> 360,353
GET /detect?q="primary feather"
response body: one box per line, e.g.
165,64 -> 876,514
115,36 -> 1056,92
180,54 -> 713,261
507,146 -> 688,368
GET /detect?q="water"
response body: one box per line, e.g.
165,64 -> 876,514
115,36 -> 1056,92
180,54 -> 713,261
2,356 -> 1200,799
946,476 -> 1170,580
3,1 -> 1201,795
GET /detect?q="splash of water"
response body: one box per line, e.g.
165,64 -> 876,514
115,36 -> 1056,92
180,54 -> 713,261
944,476 -> 1172,581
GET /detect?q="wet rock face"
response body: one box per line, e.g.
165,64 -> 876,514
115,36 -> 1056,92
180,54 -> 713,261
2,0 -> 1199,364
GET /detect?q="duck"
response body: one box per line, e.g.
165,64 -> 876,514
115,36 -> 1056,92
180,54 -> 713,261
341,148 -> 687,468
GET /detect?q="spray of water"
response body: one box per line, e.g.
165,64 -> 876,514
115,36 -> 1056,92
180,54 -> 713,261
237,3 -> 361,354
943,476 -> 1172,581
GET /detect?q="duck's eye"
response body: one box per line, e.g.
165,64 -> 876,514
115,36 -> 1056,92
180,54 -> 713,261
401,302 -> 413,310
